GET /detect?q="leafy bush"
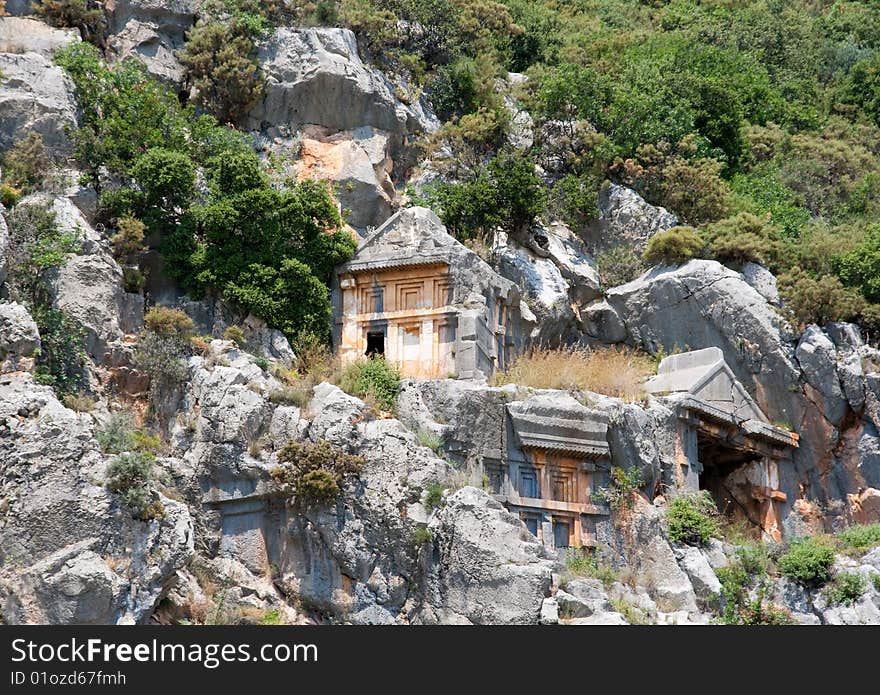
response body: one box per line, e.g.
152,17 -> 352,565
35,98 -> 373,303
133,325 -> 192,416
595,246 -> 646,289
827,572 -> 866,607
336,357 -> 401,411
420,151 -> 546,241
105,452 -> 163,521
178,18 -> 265,124
778,268 -> 865,327
97,411 -> 161,454
2,133 -> 51,193
778,536 -> 836,586
271,440 -> 365,506
643,226 -> 705,266
34,0 -> 106,47
143,307 -> 194,341
665,492 -> 720,546
412,526 -> 434,545
703,212 -> 781,267
836,523 -> 880,555
564,549 -> 617,587
592,466 -> 643,510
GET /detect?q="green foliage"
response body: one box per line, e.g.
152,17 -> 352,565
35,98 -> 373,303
223,325 -> 247,347
665,492 -> 720,546
643,226 -> 705,266
271,439 -> 365,506
2,133 -> 51,193
564,549 -> 617,587
105,451 -> 164,521
97,411 -> 161,455
34,0 -> 106,47
778,268 -> 866,328
835,226 -> 880,304
424,482 -> 445,511
178,17 -> 265,124
31,307 -> 88,396
703,212 -> 781,266
595,246 -> 646,289
412,526 -> 434,545
143,307 -> 194,342
592,466 -> 643,510
778,536 -> 836,586
836,523 -> 880,555
827,572 -> 866,607
421,151 -> 546,240
336,357 -> 401,411
417,429 -> 443,453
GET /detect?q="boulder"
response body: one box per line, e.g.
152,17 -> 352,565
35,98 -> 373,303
248,28 -> 437,141
0,51 -> 78,156
539,597 -> 559,625
0,375 -> 194,624
582,183 -> 678,256
673,544 -> 722,609
0,301 -> 39,372
742,262 -> 780,306
0,212 -> 7,285
556,578 -> 614,617
796,325 -> 848,426
0,17 -> 79,56
427,487 -> 554,624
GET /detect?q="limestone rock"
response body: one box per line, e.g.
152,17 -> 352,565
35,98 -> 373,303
427,487 -> 554,624
0,375 -> 194,624
0,301 -> 39,373
556,578 -> 614,618
0,51 -> 78,156
673,544 -> 721,609
796,325 -> 848,426
582,183 -> 678,255
0,212 -> 8,285
0,17 -> 79,56
742,262 -> 780,306
249,28 -> 437,139
539,597 -> 559,625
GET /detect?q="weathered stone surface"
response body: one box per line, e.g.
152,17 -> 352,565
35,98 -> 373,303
673,544 -> 721,608
742,262 -> 780,305
0,51 -> 78,156
249,28 -> 437,138
427,487 -> 554,624
0,375 -> 193,624
581,298 -> 627,343
557,578 -> 614,617
796,325 -> 848,426
0,301 -> 39,373
0,17 -> 79,56
582,183 -> 678,255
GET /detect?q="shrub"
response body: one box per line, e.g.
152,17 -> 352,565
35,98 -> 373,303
97,411 -> 160,454
873,574 -> 880,593
420,151 -> 546,241
178,18 -> 265,123
592,466 -> 643,510
268,383 -> 313,408
836,523 -> 880,555
34,0 -> 106,47
424,482 -> 445,511
271,440 -> 365,506
564,549 -> 617,587
110,216 -> 146,263
336,357 -> 401,411
703,212 -> 781,267
778,536 -> 836,586
595,246 -> 646,289
666,492 -> 720,546
835,225 -> 880,304
417,429 -> 443,453
492,346 -> 652,402
827,572 -> 866,607
412,527 -> 434,545
777,268 -> 865,327
32,307 -> 88,396
143,307 -> 194,342
2,132 -> 51,193
643,226 -> 705,266
223,325 -> 247,347
133,330 -> 191,413
105,451 -> 163,521
62,392 -> 95,412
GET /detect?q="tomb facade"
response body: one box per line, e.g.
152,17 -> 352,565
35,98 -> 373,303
332,207 -> 528,380
646,347 -> 798,540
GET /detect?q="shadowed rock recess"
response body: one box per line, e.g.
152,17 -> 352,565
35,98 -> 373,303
2,5 -> 880,626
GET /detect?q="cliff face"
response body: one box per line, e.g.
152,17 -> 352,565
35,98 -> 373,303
2,8 -> 880,625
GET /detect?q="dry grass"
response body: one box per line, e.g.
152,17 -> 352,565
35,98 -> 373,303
62,393 -> 96,412
491,346 -> 653,401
